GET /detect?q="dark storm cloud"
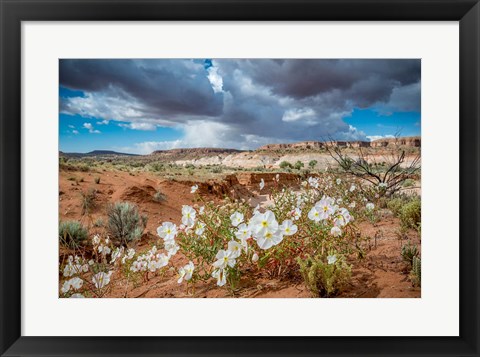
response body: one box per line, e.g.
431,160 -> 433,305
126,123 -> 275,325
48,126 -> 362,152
217,59 -> 419,99
60,59 -> 223,118
59,59 -> 420,148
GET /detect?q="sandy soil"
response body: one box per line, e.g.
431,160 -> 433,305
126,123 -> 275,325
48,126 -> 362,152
59,169 -> 420,298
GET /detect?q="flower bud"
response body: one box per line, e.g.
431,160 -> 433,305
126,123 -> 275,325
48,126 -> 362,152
252,253 -> 259,262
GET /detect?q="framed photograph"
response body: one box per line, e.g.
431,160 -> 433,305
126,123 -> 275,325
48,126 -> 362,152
1,0 -> 479,356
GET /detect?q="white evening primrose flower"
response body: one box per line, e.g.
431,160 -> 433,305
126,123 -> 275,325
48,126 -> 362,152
181,205 -> 196,227
250,210 -> 278,236
130,260 -> 143,273
253,204 -> 260,215
227,240 -> 243,259
308,206 -> 322,222
230,211 -> 244,227
378,182 -> 388,189
184,262 -> 194,281
92,234 -> 100,246
69,277 -> 83,290
366,202 -> 375,210
308,177 -> 319,188
156,253 -> 169,268
336,178 -> 342,185
333,208 -> 352,227
331,226 -> 342,237
279,220 -> 298,236
195,222 -> 206,236
177,267 -> 186,283
92,271 -> 112,289
259,178 -> 265,190
212,268 -> 227,287
63,264 -> 74,277
296,196 -> 305,208
235,223 -> 251,241
313,197 -> 336,221
350,184 -> 356,192
101,246 -> 111,255
213,249 -> 236,269
110,247 -> 124,264
178,262 -> 194,283
127,248 -> 135,259
252,252 -> 259,263
191,184 -> 199,193
157,222 -> 178,241
292,207 -> 302,220
256,229 -> 284,250
70,293 -> 85,298
327,255 -> 338,265
61,280 -> 71,294
165,241 -> 180,258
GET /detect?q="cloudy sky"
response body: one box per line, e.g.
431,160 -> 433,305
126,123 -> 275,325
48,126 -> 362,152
59,59 -> 421,154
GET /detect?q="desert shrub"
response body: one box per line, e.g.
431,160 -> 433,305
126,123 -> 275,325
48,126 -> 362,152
308,160 -> 318,169
279,161 -> 293,169
297,254 -> 351,297
94,217 -> 104,227
294,160 -> 304,170
59,220 -> 88,248
401,241 -> 419,266
80,188 -> 96,215
210,166 -> 223,173
107,202 -> 146,246
410,256 -> 421,287
399,197 -> 421,230
150,162 -> 165,172
94,177 -> 101,184
168,177 -> 362,293
185,163 -> 195,169
402,178 -> 415,187
387,197 -> 404,215
153,190 -> 167,202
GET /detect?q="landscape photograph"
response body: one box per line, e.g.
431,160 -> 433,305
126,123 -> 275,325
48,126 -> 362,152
59,59 -> 421,298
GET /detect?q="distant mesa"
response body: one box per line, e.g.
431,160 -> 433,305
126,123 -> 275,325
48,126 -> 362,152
60,137 -> 420,158
60,150 -> 139,158
151,148 -> 243,155
257,136 -> 420,151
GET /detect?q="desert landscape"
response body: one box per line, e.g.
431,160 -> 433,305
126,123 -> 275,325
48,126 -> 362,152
59,137 -> 421,298
59,58 -> 421,298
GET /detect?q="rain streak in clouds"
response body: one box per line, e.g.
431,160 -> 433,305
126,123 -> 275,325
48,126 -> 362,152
59,59 -> 421,154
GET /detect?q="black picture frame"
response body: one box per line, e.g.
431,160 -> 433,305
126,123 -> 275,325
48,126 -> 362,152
1,0 -> 479,356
